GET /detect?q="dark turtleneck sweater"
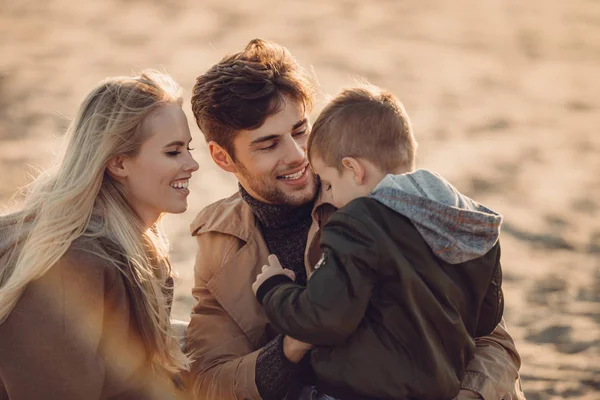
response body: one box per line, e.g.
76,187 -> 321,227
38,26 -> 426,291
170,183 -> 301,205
240,186 -> 314,400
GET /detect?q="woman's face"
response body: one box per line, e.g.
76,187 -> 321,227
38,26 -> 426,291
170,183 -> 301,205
121,103 -> 199,227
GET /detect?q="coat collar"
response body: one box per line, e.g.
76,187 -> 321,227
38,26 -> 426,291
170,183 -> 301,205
190,192 -> 255,241
188,188 -> 336,346
190,187 -> 336,242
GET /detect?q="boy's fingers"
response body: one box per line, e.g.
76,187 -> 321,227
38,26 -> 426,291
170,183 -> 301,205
283,269 -> 296,281
268,254 -> 282,269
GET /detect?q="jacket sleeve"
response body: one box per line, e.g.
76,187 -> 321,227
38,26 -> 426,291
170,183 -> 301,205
0,251 -> 109,400
182,232 -> 262,400
261,212 -> 378,346
458,319 -> 525,400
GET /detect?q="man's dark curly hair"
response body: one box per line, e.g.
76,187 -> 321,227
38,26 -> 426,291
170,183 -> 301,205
191,39 -> 316,159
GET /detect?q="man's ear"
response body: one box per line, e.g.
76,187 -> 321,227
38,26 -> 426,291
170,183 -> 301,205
341,157 -> 366,184
106,155 -> 128,179
209,141 -> 238,174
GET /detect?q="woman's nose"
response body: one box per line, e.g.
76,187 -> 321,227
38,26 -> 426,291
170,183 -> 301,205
185,153 -> 200,173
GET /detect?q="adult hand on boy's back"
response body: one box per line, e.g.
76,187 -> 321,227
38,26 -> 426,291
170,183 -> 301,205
283,335 -> 313,363
252,254 -> 296,296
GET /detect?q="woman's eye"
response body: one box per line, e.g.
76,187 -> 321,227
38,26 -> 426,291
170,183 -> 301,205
166,151 -> 181,156
187,147 -> 195,151
325,184 -> 332,191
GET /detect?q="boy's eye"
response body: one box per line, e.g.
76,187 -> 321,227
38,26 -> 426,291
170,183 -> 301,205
324,184 -> 332,191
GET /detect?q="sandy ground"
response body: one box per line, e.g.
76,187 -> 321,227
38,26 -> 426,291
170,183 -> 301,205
1,0 -> 599,398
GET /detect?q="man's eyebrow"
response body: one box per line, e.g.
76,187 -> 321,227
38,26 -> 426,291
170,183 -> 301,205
292,118 -> 308,131
250,135 -> 280,146
250,118 -> 308,146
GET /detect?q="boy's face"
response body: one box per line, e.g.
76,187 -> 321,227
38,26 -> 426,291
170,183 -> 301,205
310,156 -> 367,209
230,96 -> 318,206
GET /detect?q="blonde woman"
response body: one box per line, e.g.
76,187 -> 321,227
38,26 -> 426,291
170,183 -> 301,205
0,70 -> 199,399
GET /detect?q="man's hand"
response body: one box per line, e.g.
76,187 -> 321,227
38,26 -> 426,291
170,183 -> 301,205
252,254 -> 296,296
283,336 -> 313,363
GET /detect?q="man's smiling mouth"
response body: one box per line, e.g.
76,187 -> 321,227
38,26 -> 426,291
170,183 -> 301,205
277,166 -> 307,181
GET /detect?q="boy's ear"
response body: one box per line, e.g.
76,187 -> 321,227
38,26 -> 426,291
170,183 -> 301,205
209,141 -> 238,174
106,155 -> 128,179
341,157 -> 366,184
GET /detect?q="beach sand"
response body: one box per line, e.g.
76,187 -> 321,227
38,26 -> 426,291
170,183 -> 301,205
1,0 -> 598,398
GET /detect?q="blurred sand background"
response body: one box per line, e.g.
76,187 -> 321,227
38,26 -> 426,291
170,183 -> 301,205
1,0 -> 599,398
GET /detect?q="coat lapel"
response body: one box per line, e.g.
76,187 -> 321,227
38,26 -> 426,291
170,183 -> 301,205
206,227 -> 271,349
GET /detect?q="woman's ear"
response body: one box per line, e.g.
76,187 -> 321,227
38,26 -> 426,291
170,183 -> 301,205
341,157 -> 366,184
209,141 -> 238,174
106,155 -> 128,179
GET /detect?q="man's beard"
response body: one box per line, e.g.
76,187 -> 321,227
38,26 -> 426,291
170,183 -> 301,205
236,161 -> 319,206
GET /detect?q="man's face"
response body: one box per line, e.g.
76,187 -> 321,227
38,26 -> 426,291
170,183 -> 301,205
231,95 -> 318,206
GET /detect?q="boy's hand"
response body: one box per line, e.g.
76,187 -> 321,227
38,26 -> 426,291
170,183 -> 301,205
252,254 -> 296,296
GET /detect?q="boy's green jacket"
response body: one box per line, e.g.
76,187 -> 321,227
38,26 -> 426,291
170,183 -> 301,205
257,171 -> 504,400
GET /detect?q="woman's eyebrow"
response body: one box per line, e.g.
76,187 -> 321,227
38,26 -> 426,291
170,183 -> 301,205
162,140 -> 185,148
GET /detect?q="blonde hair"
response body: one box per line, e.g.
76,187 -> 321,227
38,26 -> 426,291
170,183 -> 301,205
0,70 -> 189,375
308,84 -> 417,173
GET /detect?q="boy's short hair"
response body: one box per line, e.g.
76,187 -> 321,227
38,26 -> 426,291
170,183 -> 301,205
307,84 -> 417,173
191,39 -> 315,159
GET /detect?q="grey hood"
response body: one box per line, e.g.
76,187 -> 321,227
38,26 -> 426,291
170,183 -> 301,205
369,169 -> 502,264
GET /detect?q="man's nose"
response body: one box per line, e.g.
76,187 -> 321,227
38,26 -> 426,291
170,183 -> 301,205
283,136 -> 306,165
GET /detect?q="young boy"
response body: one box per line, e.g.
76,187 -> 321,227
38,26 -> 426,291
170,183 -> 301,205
252,85 -> 505,400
